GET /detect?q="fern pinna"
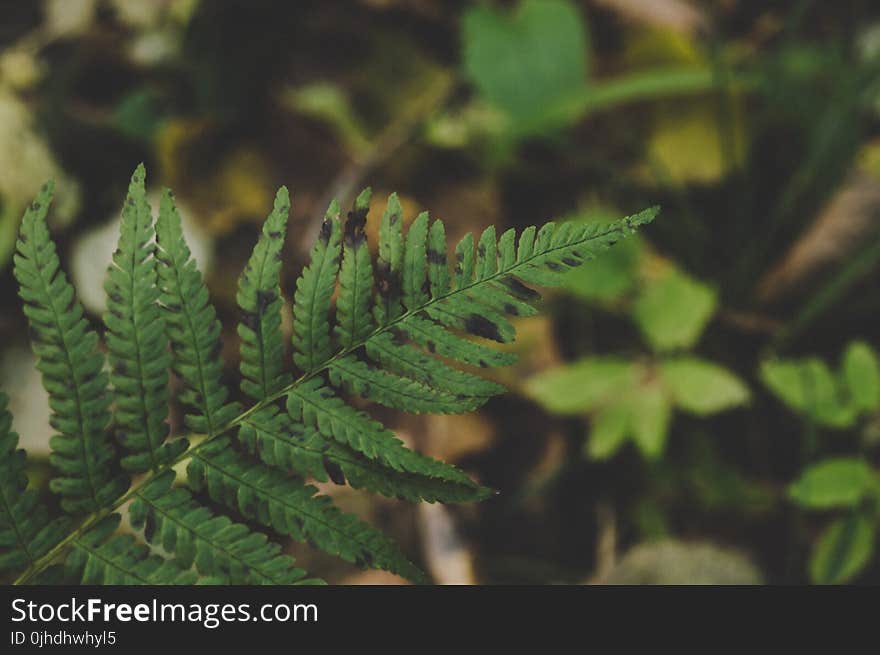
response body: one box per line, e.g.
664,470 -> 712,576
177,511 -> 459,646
1,165 -> 656,585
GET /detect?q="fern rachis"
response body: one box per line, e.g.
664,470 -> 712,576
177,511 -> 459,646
1,165 -> 656,585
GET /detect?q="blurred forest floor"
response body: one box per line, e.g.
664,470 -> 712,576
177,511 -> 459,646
2,0 -> 880,584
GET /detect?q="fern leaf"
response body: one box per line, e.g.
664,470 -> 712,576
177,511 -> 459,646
365,331 -> 504,399
238,406 -> 490,503
287,379 -> 478,486
237,187 -> 292,400
292,201 -> 342,372
476,225 -> 498,280
67,514 -> 202,584
155,190 -> 240,434
395,312 -> 517,368
410,208 -> 658,355
13,183 -> 129,513
453,232 -> 475,289
130,472 -> 321,584
375,193 -> 405,324
187,438 -> 426,582
426,296 -> 516,343
104,165 -> 181,473
427,219 -> 449,297
402,211 -> 430,311
334,188 -> 375,348
328,354 -> 485,413
0,392 -> 70,573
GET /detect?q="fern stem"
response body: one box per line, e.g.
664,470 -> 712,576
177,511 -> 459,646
14,219 -> 634,584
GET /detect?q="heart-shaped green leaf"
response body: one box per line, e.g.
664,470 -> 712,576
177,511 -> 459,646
462,0 -> 589,136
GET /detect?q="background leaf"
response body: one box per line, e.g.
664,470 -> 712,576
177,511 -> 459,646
661,357 -> 750,416
843,340 -> 880,413
760,358 -> 856,428
788,457 -> 874,509
809,513 -> 875,584
462,0 -> 589,136
524,357 -> 636,415
633,268 -> 716,352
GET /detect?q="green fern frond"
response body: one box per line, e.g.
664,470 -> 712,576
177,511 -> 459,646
187,438 -> 426,582
130,472 -> 321,585
364,331 -> 505,399
237,187 -> 292,401
402,210 -> 430,310
393,312 -> 517,368
5,166 -> 656,586
292,200 -> 342,372
426,218 -> 450,296
12,183 -> 129,514
288,379 -> 479,486
66,514 -> 201,584
0,392 -> 70,573
238,405 -> 490,503
155,190 -> 240,434
335,188 -> 375,348
375,192 -> 404,324
104,165 -> 181,473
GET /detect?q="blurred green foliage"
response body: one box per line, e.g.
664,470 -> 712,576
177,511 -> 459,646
2,0 -> 880,584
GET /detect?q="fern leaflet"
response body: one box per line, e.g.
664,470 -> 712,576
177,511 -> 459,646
0,392 -> 70,573
13,183 -> 129,514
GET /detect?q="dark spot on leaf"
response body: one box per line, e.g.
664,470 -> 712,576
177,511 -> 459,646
478,244 -> 486,257
479,359 -> 488,368
31,201 -> 41,212
503,303 -> 519,316
240,311 -> 258,330
546,261 -> 561,271
562,257 -> 579,267
344,206 -> 368,248
256,289 -> 276,314
464,314 -> 503,342
427,249 -> 446,265
268,231 -> 282,239
500,277 -> 540,301
319,219 -> 333,244
144,513 -> 156,542
323,458 -> 346,485
426,340 -> 436,353
375,260 -> 398,300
